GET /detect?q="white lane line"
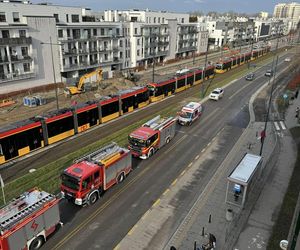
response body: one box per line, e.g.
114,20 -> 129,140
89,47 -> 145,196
279,121 -> 286,130
274,121 -> 280,131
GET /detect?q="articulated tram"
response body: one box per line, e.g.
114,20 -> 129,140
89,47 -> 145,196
0,47 -> 271,165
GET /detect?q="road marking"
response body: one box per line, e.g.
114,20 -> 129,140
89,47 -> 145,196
128,225 -> 138,236
163,189 -> 170,196
200,108 -> 220,124
195,155 -> 200,160
113,244 -> 120,250
201,148 -> 205,153
171,179 -> 178,186
229,83 -> 251,100
274,121 -> 280,131
207,142 -> 211,147
180,170 -> 186,176
152,199 -> 160,207
188,162 -> 193,168
141,210 -> 150,220
280,121 -> 286,130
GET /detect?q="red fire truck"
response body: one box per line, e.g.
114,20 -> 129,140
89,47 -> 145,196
0,188 -> 61,250
61,143 -> 132,206
128,115 -> 177,159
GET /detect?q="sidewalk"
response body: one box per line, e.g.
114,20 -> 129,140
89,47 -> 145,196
114,69 -> 296,249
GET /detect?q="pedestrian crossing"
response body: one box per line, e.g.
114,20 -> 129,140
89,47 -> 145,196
273,121 -> 286,131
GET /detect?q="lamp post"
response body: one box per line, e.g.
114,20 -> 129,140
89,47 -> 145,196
41,36 -> 61,110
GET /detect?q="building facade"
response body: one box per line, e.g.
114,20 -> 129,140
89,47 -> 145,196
273,2 -> 300,30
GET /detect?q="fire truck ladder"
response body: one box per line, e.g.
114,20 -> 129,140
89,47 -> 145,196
0,190 -> 55,232
74,142 -> 124,164
143,115 -> 174,131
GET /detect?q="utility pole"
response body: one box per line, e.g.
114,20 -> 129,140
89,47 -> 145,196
201,41 -> 210,98
49,36 -> 59,110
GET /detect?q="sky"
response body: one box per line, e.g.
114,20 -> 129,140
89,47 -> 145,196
31,0 -> 284,14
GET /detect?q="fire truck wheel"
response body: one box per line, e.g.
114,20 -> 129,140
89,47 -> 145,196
148,148 -> 154,158
118,173 -> 125,183
88,192 -> 98,205
29,236 -> 44,250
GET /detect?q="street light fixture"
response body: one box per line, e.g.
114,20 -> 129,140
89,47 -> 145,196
40,36 -> 62,110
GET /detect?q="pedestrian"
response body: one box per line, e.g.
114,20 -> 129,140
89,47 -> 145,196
209,233 -> 216,249
295,90 -> 299,99
296,107 -> 300,118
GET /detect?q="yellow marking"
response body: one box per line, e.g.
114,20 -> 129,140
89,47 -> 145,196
180,170 -> 186,176
195,155 -> 200,160
163,189 -> 170,195
128,225 -> 138,236
188,162 -> 193,168
113,244 -> 121,250
207,142 -> 211,147
141,210 -> 150,220
153,199 -> 161,207
171,179 -> 178,186
201,148 -> 205,153
229,82 -> 251,100
164,134 -> 188,155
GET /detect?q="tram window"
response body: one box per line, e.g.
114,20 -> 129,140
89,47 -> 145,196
0,144 -> 3,155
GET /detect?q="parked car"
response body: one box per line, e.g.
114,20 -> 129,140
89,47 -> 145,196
245,72 -> 255,81
209,88 -> 224,100
265,69 -> 273,77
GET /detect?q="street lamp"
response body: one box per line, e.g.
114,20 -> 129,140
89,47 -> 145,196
41,36 -> 61,110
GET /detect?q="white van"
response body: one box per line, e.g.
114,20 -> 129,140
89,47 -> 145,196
178,102 -> 203,126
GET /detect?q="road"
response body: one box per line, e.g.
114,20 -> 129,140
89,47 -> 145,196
42,53 -> 293,249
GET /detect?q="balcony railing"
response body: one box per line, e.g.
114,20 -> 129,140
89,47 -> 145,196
0,37 -> 32,46
0,71 -> 35,83
11,55 -> 33,62
178,46 -> 197,53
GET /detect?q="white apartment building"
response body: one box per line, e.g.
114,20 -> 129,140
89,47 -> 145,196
0,3 -> 209,93
273,2 -> 300,30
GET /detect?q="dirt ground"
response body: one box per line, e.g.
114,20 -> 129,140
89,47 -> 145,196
0,77 -> 139,127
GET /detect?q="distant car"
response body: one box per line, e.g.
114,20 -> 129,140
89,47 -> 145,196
265,69 -> 273,77
209,88 -> 224,101
245,72 -> 255,81
284,57 -> 291,62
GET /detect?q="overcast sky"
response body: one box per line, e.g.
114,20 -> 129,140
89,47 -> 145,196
31,0 -> 283,14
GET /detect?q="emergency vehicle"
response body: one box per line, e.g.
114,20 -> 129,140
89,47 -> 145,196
0,188 -> 61,250
61,143 -> 132,206
178,102 -> 203,126
128,115 -> 177,159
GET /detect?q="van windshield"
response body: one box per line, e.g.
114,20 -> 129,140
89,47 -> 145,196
179,111 -> 192,119
61,173 -> 80,191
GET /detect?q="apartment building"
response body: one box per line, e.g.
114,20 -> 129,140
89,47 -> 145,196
273,2 -> 300,30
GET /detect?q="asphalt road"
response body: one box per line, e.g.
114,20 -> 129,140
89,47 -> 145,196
41,54 -> 293,249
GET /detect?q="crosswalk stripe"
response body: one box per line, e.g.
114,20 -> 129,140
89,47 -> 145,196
280,121 -> 286,130
274,121 -> 280,131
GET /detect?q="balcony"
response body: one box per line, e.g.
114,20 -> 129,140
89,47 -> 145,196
0,37 -> 32,46
0,71 -> 35,83
157,50 -> 169,56
178,46 -> 197,53
11,55 -> 33,62
0,56 -> 9,64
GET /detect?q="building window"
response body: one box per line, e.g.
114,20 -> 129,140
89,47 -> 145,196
2,30 -> 9,38
67,29 -> 70,37
154,17 -> 156,23
93,29 -> 97,36
116,28 -> 120,35
137,39 -> 140,45
21,47 -> 28,56
13,12 -> 20,22
19,30 -> 26,38
181,18 -> 184,23
120,51 -> 123,59
135,28 -> 138,35
71,14 -> 80,23
104,54 -> 108,60
137,49 -> 140,56
0,12 -> 6,22
66,14 -> 69,23
158,17 -> 160,23
58,30 -> 63,38
120,40 -> 123,47
23,62 -> 31,72
101,28 -> 105,36
54,14 -> 59,23
162,18 -> 164,23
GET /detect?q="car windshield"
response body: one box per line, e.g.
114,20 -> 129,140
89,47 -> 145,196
212,90 -> 220,94
128,135 -> 146,147
61,173 -> 80,191
179,111 -> 192,119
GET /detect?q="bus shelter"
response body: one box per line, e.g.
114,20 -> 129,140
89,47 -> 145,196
225,153 -> 262,208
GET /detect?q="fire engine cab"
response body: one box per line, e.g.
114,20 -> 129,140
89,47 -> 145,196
0,188 -> 61,250
178,102 -> 203,126
61,143 -> 132,206
128,115 -> 177,159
